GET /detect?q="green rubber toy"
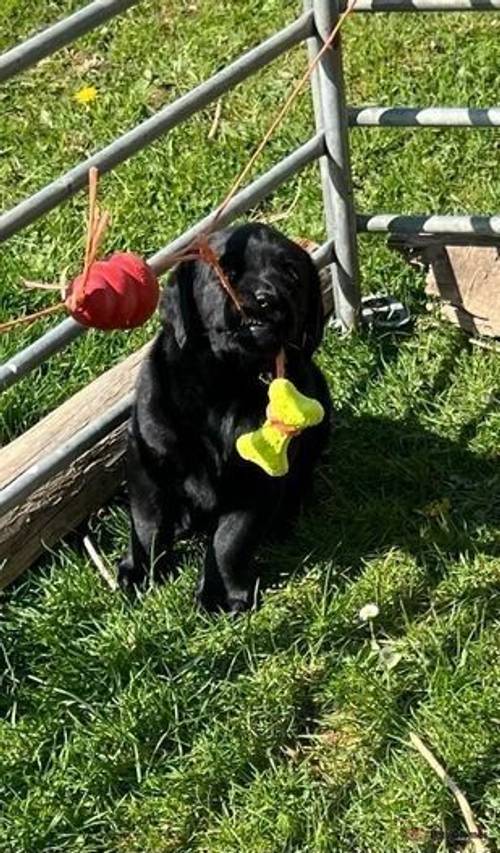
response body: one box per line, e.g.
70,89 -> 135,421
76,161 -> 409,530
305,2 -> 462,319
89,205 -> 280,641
236,377 -> 325,477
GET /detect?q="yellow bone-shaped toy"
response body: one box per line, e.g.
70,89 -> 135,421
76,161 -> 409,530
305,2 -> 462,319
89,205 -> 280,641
236,378 -> 325,477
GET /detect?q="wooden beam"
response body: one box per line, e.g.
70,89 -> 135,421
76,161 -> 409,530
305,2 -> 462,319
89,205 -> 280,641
0,345 -> 147,587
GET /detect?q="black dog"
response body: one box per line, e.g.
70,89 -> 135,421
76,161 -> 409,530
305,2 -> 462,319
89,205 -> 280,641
119,223 -> 331,613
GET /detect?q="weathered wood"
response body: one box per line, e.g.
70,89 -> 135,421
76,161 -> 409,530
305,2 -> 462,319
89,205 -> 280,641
389,236 -> 500,337
0,345 -> 148,587
424,245 -> 500,338
1,345 -> 147,487
0,426 -> 126,587
0,257 -> 333,588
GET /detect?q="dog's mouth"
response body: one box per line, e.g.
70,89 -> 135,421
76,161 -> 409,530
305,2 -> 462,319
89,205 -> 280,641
217,314 -> 281,359
234,311 -> 281,344
213,286 -> 291,356
241,315 -> 271,332
239,294 -> 284,335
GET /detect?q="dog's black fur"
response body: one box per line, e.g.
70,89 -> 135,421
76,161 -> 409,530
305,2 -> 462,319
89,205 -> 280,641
119,223 -> 331,613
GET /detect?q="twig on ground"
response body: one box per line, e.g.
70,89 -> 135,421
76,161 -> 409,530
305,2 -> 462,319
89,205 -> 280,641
264,185 -> 302,225
409,733 -> 489,853
469,337 -> 500,353
83,535 -> 118,592
208,99 -> 222,140
22,280 -> 61,291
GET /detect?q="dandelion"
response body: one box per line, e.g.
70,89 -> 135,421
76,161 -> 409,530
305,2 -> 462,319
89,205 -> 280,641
421,497 -> 451,519
359,603 -> 379,622
74,85 -> 98,105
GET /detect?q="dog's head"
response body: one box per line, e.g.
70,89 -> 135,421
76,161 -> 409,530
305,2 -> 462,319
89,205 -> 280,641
160,223 -> 324,364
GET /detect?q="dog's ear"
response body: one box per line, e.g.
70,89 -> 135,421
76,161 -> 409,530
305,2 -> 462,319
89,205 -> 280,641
159,262 -> 198,349
302,255 -> 325,358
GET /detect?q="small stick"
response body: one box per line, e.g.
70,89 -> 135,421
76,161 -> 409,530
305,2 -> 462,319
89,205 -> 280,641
409,733 -> 489,853
83,535 -> 118,592
0,302 -> 64,333
197,238 -> 244,314
88,209 -> 110,267
208,99 -> 222,140
210,253 -> 243,313
469,337 -> 500,353
22,280 -> 62,292
210,0 -> 358,229
146,3 -> 357,301
84,167 -> 99,274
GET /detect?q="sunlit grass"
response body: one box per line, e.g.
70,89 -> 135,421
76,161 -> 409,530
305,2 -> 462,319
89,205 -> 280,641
1,1 -> 499,851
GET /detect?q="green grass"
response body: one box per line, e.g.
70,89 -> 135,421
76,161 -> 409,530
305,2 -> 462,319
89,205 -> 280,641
1,1 -> 500,851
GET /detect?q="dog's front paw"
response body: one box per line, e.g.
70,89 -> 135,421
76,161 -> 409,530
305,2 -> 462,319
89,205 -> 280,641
196,583 -> 253,616
117,553 -> 145,592
226,596 -> 252,618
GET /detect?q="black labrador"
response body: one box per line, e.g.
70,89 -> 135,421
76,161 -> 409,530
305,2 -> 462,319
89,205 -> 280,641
119,223 -> 331,613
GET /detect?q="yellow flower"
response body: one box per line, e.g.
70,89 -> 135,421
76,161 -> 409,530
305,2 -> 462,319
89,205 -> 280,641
74,85 -> 98,105
421,497 -> 451,519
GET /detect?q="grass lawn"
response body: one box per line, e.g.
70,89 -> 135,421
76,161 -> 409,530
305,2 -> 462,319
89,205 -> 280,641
1,1 -> 500,850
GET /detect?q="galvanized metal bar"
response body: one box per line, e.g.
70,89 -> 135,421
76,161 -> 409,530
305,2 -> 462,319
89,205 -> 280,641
357,213 -> 500,234
349,106 -> 500,127
149,133 -> 325,274
312,237 -> 336,270
0,133 -> 325,392
346,0 -> 500,11
303,0 -> 340,333
0,0 -> 138,84
0,318 -> 84,392
0,11 -> 314,245
0,231 -> 334,517
388,232 -> 500,247
311,0 -> 360,331
302,1 -> 337,238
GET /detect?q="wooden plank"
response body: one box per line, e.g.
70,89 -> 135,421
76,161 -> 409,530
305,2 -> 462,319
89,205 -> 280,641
0,345 -> 148,587
425,245 -> 500,338
390,236 -> 500,337
1,345 -> 146,487
0,426 -> 126,587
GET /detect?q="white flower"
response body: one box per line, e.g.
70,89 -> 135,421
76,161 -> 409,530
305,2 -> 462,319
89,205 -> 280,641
359,603 -> 379,622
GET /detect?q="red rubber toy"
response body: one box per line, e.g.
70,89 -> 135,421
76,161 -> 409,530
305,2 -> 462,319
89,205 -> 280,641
66,251 -> 159,330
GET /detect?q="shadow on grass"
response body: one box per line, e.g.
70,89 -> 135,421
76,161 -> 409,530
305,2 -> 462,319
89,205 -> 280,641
265,405 -> 499,604
2,387 -> 498,850
256,405 -> 499,849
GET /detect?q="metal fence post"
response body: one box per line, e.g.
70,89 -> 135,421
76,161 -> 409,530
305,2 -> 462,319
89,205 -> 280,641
307,0 -> 360,331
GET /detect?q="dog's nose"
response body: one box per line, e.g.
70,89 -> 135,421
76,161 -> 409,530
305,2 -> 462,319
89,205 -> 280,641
254,288 -> 283,313
255,291 -> 271,310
